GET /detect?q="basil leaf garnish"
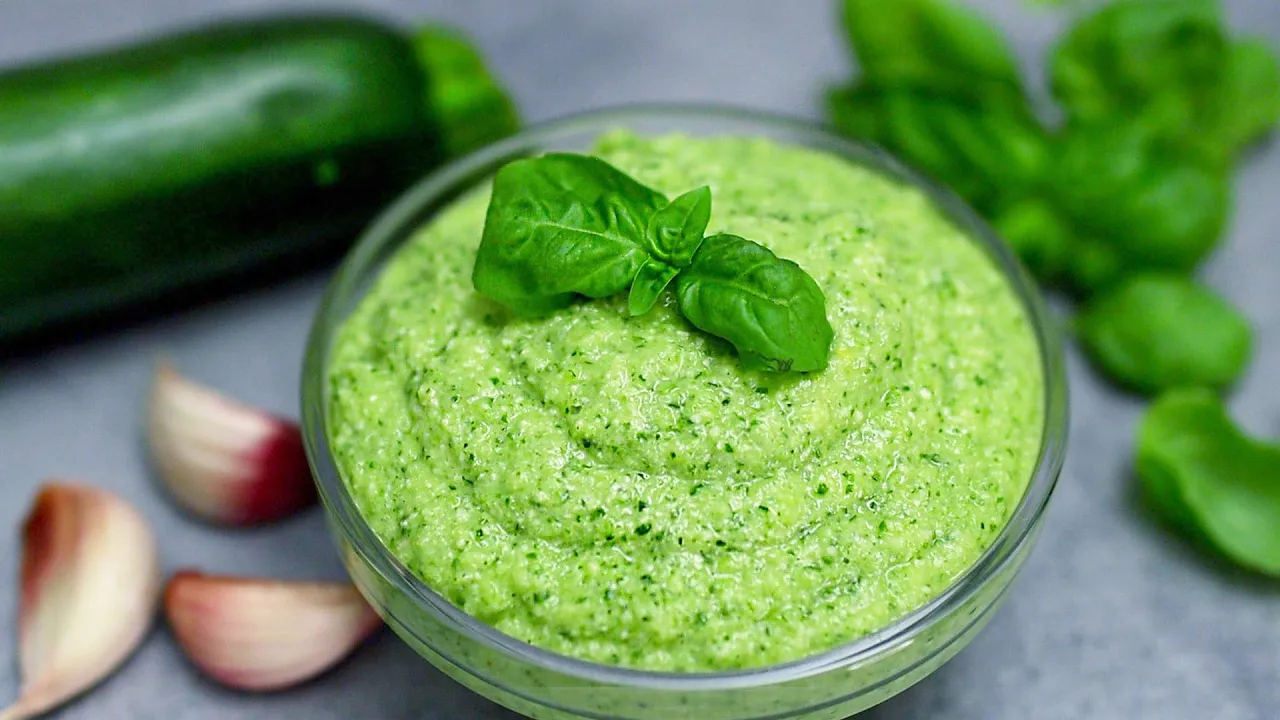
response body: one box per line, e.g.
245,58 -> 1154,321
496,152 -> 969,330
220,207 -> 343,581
645,185 -> 712,267
627,258 -> 681,316
472,153 -> 834,373
676,234 -> 834,373
473,153 -> 667,315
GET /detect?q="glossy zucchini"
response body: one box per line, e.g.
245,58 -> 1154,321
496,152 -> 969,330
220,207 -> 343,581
0,15 -> 518,341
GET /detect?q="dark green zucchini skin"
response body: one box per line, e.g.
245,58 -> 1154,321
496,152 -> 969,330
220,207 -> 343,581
0,15 -> 444,341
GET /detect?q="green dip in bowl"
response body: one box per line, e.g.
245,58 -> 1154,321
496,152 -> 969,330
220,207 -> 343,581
304,105 -> 1067,720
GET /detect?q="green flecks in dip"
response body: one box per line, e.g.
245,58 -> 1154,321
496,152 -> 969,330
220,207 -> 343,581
328,132 -> 1045,672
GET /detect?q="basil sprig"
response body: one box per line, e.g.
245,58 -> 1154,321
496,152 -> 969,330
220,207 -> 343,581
472,153 -> 834,373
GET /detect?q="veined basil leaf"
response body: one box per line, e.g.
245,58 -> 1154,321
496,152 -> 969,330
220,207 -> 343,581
473,153 -> 667,315
676,234 -> 833,373
628,258 -> 681,317
645,185 -> 711,267
1138,388 -> 1280,577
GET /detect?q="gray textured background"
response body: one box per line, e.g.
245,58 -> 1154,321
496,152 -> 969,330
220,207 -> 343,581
1,1 -> 1277,718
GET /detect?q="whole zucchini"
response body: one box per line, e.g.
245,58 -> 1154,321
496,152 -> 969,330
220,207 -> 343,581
0,15 -> 518,341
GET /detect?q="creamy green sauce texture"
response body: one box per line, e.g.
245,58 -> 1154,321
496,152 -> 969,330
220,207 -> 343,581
328,132 -> 1045,672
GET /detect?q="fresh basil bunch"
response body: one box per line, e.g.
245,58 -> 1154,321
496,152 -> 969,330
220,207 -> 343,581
829,0 -> 1049,223
1046,123 -> 1230,294
827,0 -> 1278,298
827,0 -> 1268,382
828,86 -> 1048,219
837,0 -> 1029,107
472,153 -> 834,373
1051,0 -> 1280,172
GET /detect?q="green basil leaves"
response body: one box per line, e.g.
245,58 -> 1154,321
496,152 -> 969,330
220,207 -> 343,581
828,0 -> 1278,300
827,0 -> 1280,578
473,153 -> 833,373
1047,123 -> 1230,294
839,0 -> 1026,107
1075,275 -> 1252,395
1138,388 -> 1280,577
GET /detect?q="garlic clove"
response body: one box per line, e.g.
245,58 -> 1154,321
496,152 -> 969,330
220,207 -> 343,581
164,572 -> 382,692
147,362 -> 316,526
2,483 -> 161,720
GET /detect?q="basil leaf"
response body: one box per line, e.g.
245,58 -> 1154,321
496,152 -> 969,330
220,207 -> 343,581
645,185 -> 711,267
473,153 -> 667,315
1137,388 -> 1280,577
840,0 -> 1026,106
1139,452 -> 1203,540
1075,274 -> 1252,395
990,197 -> 1074,285
1209,39 -> 1280,160
828,85 -> 1049,217
676,234 -> 833,373
628,258 -> 681,317
1047,0 -> 1280,169
1048,122 -> 1229,294
1051,0 -> 1228,127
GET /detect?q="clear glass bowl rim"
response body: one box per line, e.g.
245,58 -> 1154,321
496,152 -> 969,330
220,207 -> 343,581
301,102 -> 1070,692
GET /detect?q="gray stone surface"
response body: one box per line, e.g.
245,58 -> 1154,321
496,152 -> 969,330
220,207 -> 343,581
0,1 -> 1277,718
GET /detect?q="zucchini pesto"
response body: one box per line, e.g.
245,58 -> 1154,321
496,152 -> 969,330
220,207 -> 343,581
328,132 -> 1044,672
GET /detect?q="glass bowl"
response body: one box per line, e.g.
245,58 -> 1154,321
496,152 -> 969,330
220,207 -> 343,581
301,105 -> 1069,720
